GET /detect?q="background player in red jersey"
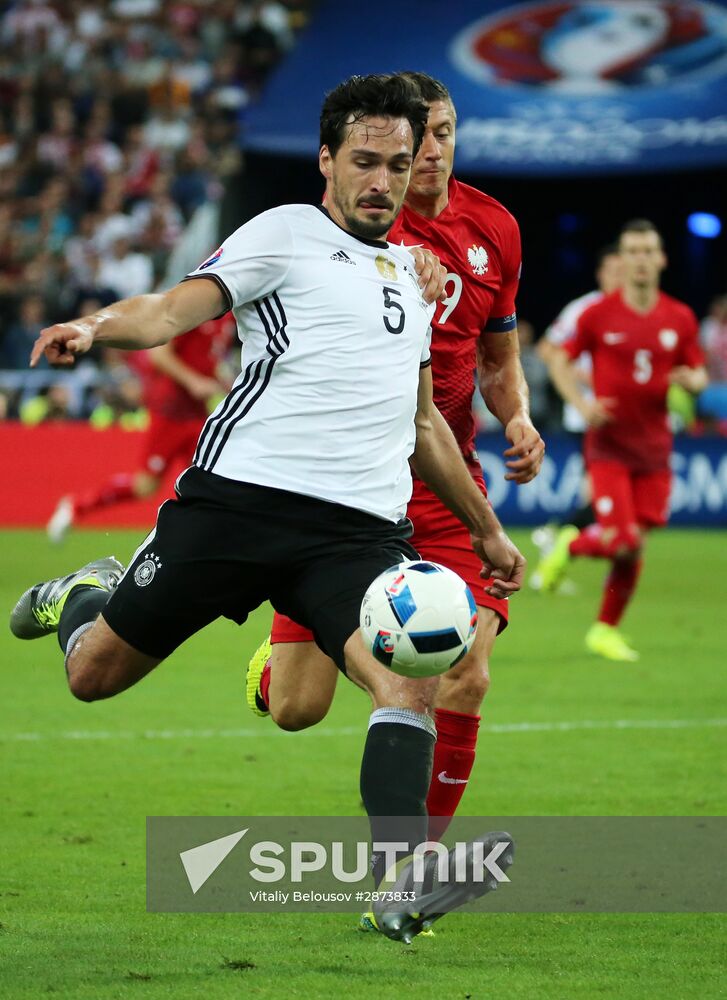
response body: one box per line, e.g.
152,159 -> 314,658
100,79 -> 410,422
246,72 -> 545,841
47,314 -> 235,542
530,244 -> 623,594
542,219 -> 707,661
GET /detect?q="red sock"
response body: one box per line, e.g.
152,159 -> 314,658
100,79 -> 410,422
598,558 -> 643,626
75,473 -> 136,515
598,559 -> 643,625
569,524 -> 610,559
426,708 -> 480,841
259,660 -> 271,708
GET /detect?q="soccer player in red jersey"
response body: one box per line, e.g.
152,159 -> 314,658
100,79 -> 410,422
542,219 -> 707,661
47,314 -> 235,541
246,73 -> 545,840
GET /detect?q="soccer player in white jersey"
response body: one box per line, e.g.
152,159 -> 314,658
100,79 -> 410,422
10,75 -> 524,943
247,73 -> 545,886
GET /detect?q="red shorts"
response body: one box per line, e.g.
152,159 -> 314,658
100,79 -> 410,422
141,412 -> 204,476
589,460 -> 671,535
271,474 -> 509,644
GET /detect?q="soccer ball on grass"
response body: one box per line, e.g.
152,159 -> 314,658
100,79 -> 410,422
360,560 -> 478,678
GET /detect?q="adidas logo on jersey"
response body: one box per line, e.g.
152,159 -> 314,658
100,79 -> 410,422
330,250 -> 355,264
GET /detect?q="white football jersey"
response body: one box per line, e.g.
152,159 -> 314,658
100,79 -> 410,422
184,204 -> 434,522
545,289 -> 603,433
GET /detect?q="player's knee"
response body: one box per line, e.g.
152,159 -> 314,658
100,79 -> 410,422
68,666 -> 110,703
441,656 -> 491,705
608,525 -> 642,559
451,669 -> 490,705
615,539 -> 642,560
613,550 -> 642,571
66,644 -> 136,702
613,545 -> 642,562
473,666 -> 491,702
271,695 -> 328,732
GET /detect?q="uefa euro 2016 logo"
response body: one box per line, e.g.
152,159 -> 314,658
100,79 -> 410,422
450,1 -> 727,92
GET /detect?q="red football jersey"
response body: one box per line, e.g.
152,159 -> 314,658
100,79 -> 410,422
144,314 -> 235,420
389,176 -> 521,464
564,290 -> 703,470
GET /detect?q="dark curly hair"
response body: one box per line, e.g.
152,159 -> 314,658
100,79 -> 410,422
320,74 -> 429,158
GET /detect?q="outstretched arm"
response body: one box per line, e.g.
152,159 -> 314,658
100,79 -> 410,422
477,329 -> 545,483
30,278 -> 226,368
411,365 -> 526,599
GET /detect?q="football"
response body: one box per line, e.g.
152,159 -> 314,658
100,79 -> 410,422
359,560 -> 478,678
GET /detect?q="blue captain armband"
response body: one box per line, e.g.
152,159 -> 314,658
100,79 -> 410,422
484,313 -> 517,333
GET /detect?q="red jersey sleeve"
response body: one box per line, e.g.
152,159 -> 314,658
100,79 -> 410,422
484,215 -> 521,333
676,305 -> 705,368
563,301 -> 597,360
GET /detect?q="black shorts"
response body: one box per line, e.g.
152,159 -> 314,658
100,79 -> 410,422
103,466 -> 418,671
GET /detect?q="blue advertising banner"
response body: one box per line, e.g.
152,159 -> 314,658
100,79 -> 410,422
245,0 -> 727,176
477,432 -> 727,525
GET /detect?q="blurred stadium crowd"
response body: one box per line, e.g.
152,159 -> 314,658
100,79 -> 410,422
0,0 -> 313,421
0,0 -> 725,434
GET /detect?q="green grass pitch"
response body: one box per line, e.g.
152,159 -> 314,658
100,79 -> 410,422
1,527 -> 725,998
